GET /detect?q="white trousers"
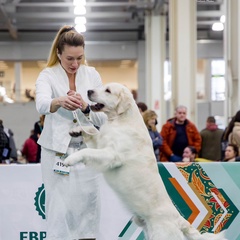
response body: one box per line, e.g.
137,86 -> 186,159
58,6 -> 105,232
41,146 -> 100,240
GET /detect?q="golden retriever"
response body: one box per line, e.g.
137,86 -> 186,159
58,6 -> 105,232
64,83 -> 226,240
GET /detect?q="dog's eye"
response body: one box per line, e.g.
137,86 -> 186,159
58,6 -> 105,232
105,88 -> 111,93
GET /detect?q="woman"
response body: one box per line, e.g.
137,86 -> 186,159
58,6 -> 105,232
183,146 -> 216,163
224,143 -> 240,162
222,110 -> 240,156
182,146 -> 197,162
142,110 -> 162,161
35,25 -> 107,240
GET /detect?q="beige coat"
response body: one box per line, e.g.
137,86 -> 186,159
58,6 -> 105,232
228,122 -> 240,155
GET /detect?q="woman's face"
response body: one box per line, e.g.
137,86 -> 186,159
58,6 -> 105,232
59,45 -> 84,75
225,146 -> 236,160
183,147 -> 194,161
147,117 -> 156,128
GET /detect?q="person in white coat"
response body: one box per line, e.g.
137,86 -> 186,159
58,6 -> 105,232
35,25 -> 107,240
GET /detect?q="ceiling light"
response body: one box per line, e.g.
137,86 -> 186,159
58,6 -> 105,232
75,24 -> 86,33
73,0 -> 86,6
212,22 -> 224,31
74,6 -> 86,15
75,16 -> 86,25
220,15 -> 225,23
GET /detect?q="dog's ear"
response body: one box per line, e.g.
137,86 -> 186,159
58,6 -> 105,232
116,88 -> 132,114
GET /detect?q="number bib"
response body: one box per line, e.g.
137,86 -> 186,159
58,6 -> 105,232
53,155 -> 70,175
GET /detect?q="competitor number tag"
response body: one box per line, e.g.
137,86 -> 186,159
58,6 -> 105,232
53,156 -> 70,175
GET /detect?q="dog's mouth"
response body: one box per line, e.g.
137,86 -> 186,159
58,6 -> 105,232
90,103 -> 105,112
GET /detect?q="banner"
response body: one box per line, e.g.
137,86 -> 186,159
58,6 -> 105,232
0,162 -> 239,240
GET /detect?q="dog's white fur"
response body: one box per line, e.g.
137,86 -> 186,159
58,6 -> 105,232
64,83 -> 227,240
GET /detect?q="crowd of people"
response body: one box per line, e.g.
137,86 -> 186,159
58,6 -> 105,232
0,115 -> 44,164
138,102 -> 240,163
1,102 -> 240,164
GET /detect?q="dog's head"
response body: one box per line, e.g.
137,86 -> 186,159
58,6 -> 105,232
88,83 -> 135,117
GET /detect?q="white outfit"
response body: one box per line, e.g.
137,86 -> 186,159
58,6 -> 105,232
36,63 -> 106,153
35,63 -> 107,240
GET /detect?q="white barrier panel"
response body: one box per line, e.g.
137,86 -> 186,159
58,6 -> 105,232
0,163 -> 239,240
0,164 -> 134,240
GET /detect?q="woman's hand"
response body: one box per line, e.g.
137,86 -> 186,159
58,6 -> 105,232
66,90 -> 88,111
50,91 -> 87,113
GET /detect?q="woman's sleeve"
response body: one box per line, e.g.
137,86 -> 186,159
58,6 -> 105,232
232,128 -> 240,146
35,70 -> 53,115
153,132 -> 163,148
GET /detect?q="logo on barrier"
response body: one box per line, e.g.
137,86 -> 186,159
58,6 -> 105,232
34,183 -> 46,219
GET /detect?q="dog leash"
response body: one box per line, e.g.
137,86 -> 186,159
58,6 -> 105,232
72,110 -> 99,136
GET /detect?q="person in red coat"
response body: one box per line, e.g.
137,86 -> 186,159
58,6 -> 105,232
160,105 -> 201,162
21,130 -> 38,163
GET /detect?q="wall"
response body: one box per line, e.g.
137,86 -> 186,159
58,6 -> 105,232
0,102 -> 40,150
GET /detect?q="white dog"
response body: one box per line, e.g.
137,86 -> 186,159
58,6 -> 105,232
64,83 -> 227,240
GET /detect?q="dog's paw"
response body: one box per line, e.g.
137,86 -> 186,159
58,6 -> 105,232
64,156 -> 78,166
69,126 -> 82,137
63,151 -> 84,166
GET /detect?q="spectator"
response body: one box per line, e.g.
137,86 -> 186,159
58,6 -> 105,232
21,130 -> 38,163
0,120 -> 8,163
199,116 -> 224,161
34,115 -> 45,162
2,122 -> 18,161
223,143 -> 240,162
137,102 -> 148,115
221,116 -> 233,159
223,110 -> 240,156
182,146 -> 214,163
142,110 -> 163,161
160,105 -> 201,162
182,146 -> 197,162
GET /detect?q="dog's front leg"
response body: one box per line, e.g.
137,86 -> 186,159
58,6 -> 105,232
64,148 -> 122,172
69,126 -> 83,137
69,125 -> 99,148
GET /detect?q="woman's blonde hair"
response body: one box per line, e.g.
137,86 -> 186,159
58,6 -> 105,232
142,110 -> 158,131
47,25 -> 86,67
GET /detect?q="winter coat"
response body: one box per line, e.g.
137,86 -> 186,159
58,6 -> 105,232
21,136 -> 38,162
148,129 -> 163,161
200,123 -> 224,161
160,118 -> 201,162
228,122 -> 240,155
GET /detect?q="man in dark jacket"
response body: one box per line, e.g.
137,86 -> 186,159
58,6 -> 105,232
160,105 -> 201,162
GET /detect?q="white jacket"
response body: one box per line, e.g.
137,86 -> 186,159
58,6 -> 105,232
35,63 -> 107,153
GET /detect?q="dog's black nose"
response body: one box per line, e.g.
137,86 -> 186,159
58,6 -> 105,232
88,90 -> 94,97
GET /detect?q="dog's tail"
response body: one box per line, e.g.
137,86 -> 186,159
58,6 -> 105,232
179,216 -> 227,240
